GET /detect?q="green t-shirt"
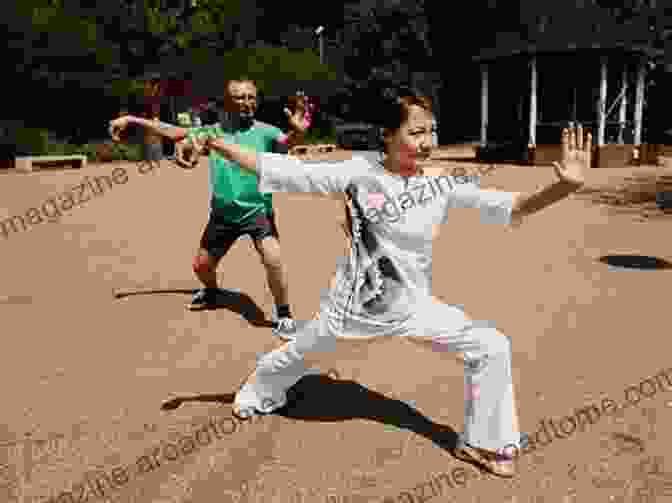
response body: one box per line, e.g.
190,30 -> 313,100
187,121 -> 282,224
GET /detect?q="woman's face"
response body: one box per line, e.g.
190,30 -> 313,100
383,105 -> 435,177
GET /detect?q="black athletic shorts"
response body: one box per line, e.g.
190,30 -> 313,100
199,210 -> 279,260
143,142 -> 164,161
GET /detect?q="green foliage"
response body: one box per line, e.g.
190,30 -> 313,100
303,124 -> 337,145
216,47 -> 338,95
342,0 -> 431,81
107,142 -> 144,162
41,137 -> 143,163
43,138 -> 73,156
2,123 -> 143,162
11,127 -> 50,156
181,46 -> 338,99
105,78 -> 147,99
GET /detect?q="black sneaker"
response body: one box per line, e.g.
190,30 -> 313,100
187,288 -> 219,311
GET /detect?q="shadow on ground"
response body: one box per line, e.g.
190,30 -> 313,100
0,295 -> 34,305
599,254 -> 672,270
161,374 -> 463,458
431,156 -> 478,162
113,288 -> 275,327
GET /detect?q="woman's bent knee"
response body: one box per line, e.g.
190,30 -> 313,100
486,328 -> 511,356
471,324 -> 511,358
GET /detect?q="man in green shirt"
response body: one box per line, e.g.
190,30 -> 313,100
109,79 -> 309,339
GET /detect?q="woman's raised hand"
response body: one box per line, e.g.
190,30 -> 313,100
552,126 -> 591,187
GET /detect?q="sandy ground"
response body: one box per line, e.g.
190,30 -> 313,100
1,148 -> 672,503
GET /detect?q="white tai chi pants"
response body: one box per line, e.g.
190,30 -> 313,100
236,295 -> 519,452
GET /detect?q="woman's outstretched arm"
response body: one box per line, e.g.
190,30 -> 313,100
442,128 -> 587,227
510,178 -> 582,220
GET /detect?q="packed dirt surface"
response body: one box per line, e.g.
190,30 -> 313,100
1,150 -> 672,503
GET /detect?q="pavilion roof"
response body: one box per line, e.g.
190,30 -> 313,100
472,15 -> 665,63
472,41 -> 664,62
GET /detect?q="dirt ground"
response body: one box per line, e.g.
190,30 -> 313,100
1,147 -> 672,503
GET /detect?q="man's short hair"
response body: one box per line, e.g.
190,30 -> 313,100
225,78 -> 257,94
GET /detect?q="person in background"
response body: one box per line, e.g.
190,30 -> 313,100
109,79 -> 311,339
142,101 -> 164,172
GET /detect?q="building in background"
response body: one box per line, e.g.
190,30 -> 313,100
466,0 -> 670,167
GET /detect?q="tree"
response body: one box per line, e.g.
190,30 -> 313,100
340,0 -> 432,82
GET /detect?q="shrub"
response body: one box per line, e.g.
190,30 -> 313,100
110,142 -> 143,162
41,138 -> 143,163
303,124 -> 336,145
12,127 -> 50,156
72,141 -> 143,163
3,125 -> 145,163
46,136 -> 80,156
74,143 -> 99,161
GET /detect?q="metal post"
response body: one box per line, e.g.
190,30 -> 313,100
618,65 -> 628,144
597,57 -> 607,146
480,64 -> 488,147
316,26 -> 325,65
634,60 -> 646,146
529,56 -> 537,147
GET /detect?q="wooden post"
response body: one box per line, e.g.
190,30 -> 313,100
618,64 -> 628,144
529,56 -> 537,147
634,59 -> 646,146
480,64 -> 488,147
597,57 -> 607,146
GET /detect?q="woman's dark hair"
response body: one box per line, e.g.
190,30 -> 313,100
379,86 -> 433,131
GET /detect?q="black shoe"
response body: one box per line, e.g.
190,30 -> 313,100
186,288 -> 219,311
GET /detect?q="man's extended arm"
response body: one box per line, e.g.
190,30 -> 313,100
125,116 -> 188,142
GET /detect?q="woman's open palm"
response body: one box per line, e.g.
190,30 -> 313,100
552,126 -> 591,186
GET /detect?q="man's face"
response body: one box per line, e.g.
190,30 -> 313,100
225,81 -> 258,118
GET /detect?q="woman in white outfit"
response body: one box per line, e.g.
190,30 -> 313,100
194,87 -> 590,478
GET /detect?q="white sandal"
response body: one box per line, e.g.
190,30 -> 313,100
233,383 -> 287,420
